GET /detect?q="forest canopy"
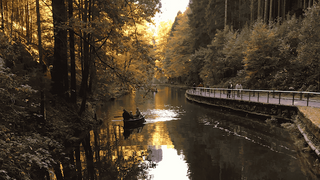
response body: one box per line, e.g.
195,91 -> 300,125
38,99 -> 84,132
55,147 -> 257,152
155,0 -> 320,91
0,0 -> 161,179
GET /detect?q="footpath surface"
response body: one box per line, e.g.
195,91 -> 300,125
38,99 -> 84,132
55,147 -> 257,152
298,106 -> 320,128
188,89 -> 320,108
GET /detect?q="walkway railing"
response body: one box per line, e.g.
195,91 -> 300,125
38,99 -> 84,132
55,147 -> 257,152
186,87 -> 320,108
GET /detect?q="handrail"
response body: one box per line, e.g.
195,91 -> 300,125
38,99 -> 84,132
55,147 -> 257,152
192,87 -> 320,95
187,87 -> 320,107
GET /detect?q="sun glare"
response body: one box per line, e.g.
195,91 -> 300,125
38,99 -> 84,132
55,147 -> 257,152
150,0 -> 189,35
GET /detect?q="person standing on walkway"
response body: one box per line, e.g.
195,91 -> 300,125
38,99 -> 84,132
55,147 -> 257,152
227,82 -> 232,98
239,84 -> 243,97
236,83 -> 240,97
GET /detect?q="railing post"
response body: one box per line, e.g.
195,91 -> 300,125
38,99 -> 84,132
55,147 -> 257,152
307,93 -> 309,106
267,91 -> 269,103
257,91 -> 259,102
279,92 -> 281,104
292,93 -> 295,105
241,90 -> 243,100
220,90 -> 221,98
273,90 -> 275,98
249,91 -> 251,102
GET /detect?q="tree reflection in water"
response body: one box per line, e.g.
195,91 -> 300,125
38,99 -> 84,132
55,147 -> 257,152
71,123 -> 155,180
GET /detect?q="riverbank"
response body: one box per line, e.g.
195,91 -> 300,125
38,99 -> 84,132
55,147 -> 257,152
0,94 -> 102,179
295,107 -> 320,156
154,83 -> 190,89
185,89 -> 320,162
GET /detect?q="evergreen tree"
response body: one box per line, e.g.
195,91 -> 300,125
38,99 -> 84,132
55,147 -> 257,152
188,0 -> 211,50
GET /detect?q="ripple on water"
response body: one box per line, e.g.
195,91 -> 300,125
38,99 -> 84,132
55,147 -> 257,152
143,106 -> 185,123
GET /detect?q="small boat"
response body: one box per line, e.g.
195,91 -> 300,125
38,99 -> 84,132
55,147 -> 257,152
123,116 -> 145,127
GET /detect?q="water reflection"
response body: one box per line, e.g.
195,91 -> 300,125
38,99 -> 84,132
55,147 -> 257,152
148,146 -> 188,180
123,124 -> 145,139
68,86 -> 319,180
144,106 -> 185,123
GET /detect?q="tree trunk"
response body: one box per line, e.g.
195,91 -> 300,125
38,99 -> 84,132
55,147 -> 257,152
283,0 -> 286,19
11,0 -> 13,37
75,145 -> 82,180
258,0 -> 261,19
69,0 -> 76,103
26,0 -> 30,43
88,0 -> 95,94
36,0 -> 45,120
250,0 -> 253,24
224,0 -> 227,28
239,0 -> 241,28
309,0 -> 311,7
52,0 -> 69,98
264,0 -> 268,22
278,0 -> 280,23
269,0 -> 273,22
0,0 -> 3,29
30,4 -> 33,44
79,0 -> 90,115
82,133 -> 95,180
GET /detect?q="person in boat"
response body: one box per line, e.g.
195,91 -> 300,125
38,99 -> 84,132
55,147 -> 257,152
129,111 -> 134,119
122,109 -> 131,121
135,107 -> 141,118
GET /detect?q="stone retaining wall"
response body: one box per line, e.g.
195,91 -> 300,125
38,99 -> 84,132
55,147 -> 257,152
185,92 -> 320,157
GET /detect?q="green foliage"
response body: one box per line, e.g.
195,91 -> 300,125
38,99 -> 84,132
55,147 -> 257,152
295,4 -> 320,89
272,15 -> 302,89
198,26 -> 246,86
243,21 -> 281,88
0,133 -> 63,180
199,28 -> 227,85
163,9 -> 193,79
162,0 -> 320,89
188,0 -> 212,50
167,4 -> 320,90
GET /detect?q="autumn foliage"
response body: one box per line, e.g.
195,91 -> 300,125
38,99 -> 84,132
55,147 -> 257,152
157,3 -> 320,91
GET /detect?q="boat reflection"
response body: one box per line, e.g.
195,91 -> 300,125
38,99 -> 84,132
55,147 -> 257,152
123,124 -> 145,139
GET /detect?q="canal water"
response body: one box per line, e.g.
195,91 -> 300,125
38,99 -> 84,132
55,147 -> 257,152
91,86 -> 316,179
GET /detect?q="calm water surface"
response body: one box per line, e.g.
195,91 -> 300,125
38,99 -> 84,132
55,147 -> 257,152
93,86 -> 316,179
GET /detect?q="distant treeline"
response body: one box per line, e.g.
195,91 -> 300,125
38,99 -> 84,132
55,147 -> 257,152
160,1 -> 320,91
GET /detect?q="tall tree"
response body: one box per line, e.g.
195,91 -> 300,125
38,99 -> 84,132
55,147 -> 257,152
258,0 -> 261,19
225,0 -> 227,28
51,0 -> 68,98
264,0 -> 268,22
250,0 -> 254,24
269,0 -> 273,22
79,0 -> 90,115
0,0 -> 3,29
164,9 -> 192,80
188,0 -> 211,50
69,0 -> 76,103
36,0 -> 45,119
